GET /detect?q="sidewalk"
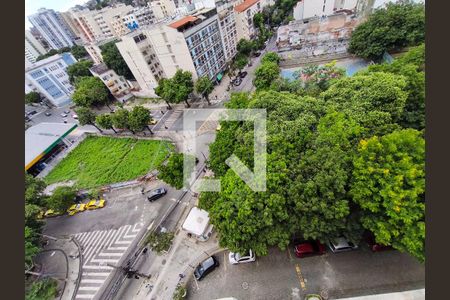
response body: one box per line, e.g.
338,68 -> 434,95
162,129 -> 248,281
335,289 -> 425,300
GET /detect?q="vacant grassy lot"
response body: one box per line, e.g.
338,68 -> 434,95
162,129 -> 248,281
45,136 -> 172,189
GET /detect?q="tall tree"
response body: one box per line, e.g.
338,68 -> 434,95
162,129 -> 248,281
351,129 -> 425,262
45,186 -> 76,211
157,153 -> 186,190
72,77 -> 109,107
128,105 -> 153,134
100,41 -> 134,80
232,54 -> 249,73
25,92 -> 41,105
195,76 -> 214,105
348,2 -> 425,61
25,173 -> 46,206
67,60 -> 93,84
96,114 -> 117,133
171,70 -> 194,108
70,45 -> 88,60
253,61 -> 280,90
237,39 -> 254,56
75,107 -> 102,132
261,52 -> 280,65
25,226 -> 40,270
111,108 -> 132,133
155,78 -> 173,110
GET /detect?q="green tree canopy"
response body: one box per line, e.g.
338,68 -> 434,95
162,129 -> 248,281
45,186 -> 77,211
72,76 -> 109,107
70,45 -> 88,60
232,54 -> 249,73
128,105 -> 151,133
25,278 -> 58,300
157,153 -> 186,190
365,44 -> 425,129
195,76 -> 214,105
67,60 -> 93,83
350,129 -> 425,262
25,92 -> 41,104
155,78 -> 173,109
261,52 -> 280,65
25,226 -> 40,270
253,61 -> 280,90
25,173 -> 46,206
111,108 -> 130,130
237,39 -> 254,56
348,2 -> 425,61
100,41 -> 134,80
96,114 -> 116,133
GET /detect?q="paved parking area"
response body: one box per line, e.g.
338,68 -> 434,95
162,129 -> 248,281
187,246 -> 424,300
43,180 -> 183,300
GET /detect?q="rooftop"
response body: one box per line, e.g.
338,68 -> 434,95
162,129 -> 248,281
182,207 -> 210,236
168,16 -> 199,29
90,63 -> 110,75
25,123 -> 77,170
234,0 -> 260,13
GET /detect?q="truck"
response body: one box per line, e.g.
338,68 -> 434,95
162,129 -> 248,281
182,207 -> 214,242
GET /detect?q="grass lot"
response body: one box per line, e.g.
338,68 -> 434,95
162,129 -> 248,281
45,136 -> 172,189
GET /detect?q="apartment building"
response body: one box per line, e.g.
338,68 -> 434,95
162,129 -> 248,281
216,0 -> 238,62
28,8 -> 76,50
234,0 -> 263,41
69,4 -> 134,43
60,11 -> 90,44
293,0 -> 359,21
90,63 -> 132,101
169,8 -> 226,80
25,30 -> 47,64
112,5 -> 156,37
151,0 -> 177,20
25,53 -> 77,107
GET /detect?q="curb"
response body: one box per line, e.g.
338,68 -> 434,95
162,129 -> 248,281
70,237 -> 83,300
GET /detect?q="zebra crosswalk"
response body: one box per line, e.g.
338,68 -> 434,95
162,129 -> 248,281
164,109 -> 183,129
73,223 -> 143,300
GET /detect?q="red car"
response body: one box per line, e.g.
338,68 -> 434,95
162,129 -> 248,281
365,233 -> 393,252
294,240 -> 326,258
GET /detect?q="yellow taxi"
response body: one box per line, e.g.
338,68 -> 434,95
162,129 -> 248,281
149,119 -> 158,125
67,203 -> 86,216
86,199 -> 106,210
44,209 -> 63,218
216,124 -> 222,131
37,211 -> 45,219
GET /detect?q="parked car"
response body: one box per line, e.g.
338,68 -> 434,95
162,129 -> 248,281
327,237 -> 358,253
232,78 -> 242,86
67,203 -> 86,216
238,71 -> 248,79
61,113 -> 68,117
229,250 -> 255,264
44,209 -> 63,218
253,51 -> 261,57
86,199 -> 106,210
147,187 -> 167,202
365,232 -> 393,252
45,112 -> 52,116
149,119 -> 158,125
72,114 -> 78,119
63,110 -> 70,114
216,124 -> 222,131
294,240 -> 326,258
194,256 -> 219,280
28,110 -> 37,116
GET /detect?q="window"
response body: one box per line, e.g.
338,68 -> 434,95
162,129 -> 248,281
167,45 -> 172,53
171,55 -> 177,63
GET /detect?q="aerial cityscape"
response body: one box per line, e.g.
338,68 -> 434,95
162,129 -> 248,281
24,0 -> 425,300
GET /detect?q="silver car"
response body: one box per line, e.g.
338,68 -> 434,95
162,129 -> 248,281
327,237 -> 358,253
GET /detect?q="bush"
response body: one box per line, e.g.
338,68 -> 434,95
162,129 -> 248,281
145,231 -> 175,254
172,284 -> 187,300
25,278 -> 58,300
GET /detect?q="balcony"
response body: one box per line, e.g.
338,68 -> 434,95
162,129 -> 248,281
106,80 -> 115,87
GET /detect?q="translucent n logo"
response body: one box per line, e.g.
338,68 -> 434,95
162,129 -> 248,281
182,109 -> 267,192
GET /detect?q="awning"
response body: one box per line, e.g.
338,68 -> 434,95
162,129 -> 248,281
216,73 -> 223,81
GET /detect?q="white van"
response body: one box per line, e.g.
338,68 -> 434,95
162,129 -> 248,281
182,207 -> 214,242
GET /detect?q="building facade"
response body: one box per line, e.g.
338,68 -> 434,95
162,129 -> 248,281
90,63 -> 132,101
28,8 -> 76,50
25,30 -> 47,63
151,0 -> 177,20
234,0 -> 262,41
25,53 -> 77,107
294,0 -> 359,21
84,37 -> 118,65
216,0 -> 238,62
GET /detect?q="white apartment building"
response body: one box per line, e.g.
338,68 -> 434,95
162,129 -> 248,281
216,0 -> 238,62
90,63 -> 132,101
234,0 -> 263,41
68,4 -> 135,43
112,5 -> 156,37
151,0 -> 177,20
25,53 -> 77,107
25,30 -> 47,63
293,0 -> 359,21
28,8 -> 76,50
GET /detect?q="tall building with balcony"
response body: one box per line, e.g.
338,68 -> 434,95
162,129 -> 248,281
151,0 -> 177,20
25,53 -> 77,107
25,30 -> 47,63
28,8 -> 76,50
234,0 -> 263,41
90,63 -> 132,102
216,0 -> 238,62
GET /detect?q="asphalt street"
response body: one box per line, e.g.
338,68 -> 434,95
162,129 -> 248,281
187,247 -> 425,300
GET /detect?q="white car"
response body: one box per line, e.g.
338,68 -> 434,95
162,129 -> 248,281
327,237 -> 359,253
228,250 -> 255,264
72,114 -> 78,119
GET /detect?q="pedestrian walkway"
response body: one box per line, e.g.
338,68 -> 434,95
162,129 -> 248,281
73,223 -> 143,299
335,289 -> 425,300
